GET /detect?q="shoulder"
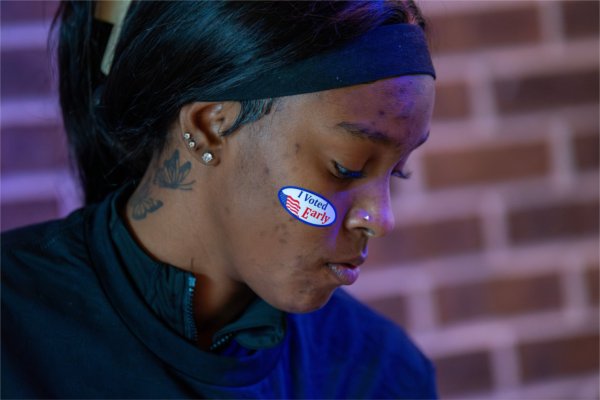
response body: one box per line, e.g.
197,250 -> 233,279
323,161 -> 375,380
1,203 -> 137,398
1,207 -> 104,311
1,202 -> 125,339
289,289 -> 437,398
2,208 -> 91,279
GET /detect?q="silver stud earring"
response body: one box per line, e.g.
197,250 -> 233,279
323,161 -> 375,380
183,132 -> 196,148
201,151 -> 214,165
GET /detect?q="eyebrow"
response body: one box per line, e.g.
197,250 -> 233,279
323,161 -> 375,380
335,121 -> 429,150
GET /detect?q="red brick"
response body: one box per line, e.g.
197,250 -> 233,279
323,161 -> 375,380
433,82 -> 470,120
1,124 -> 68,172
364,295 -> 409,328
0,199 -> 60,232
429,4 -> 541,54
508,200 -> 599,245
423,140 -> 550,189
436,274 -> 563,325
519,333 -> 600,382
586,266 -> 599,305
495,68 -> 599,114
367,216 -> 483,266
561,1 -> 600,39
0,1 -> 59,23
1,49 -> 55,98
573,133 -> 599,171
434,351 -> 493,396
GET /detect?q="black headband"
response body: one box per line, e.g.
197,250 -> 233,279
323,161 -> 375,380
206,23 -> 435,101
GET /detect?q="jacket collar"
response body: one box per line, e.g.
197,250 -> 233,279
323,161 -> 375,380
108,185 -> 285,349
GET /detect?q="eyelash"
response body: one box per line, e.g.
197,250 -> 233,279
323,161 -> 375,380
333,161 -> 411,180
392,169 -> 412,180
333,162 -> 365,180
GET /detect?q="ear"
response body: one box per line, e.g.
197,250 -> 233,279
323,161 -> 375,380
177,102 -> 240,166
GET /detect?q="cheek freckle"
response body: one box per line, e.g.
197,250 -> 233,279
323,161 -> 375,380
274,223 -> 288,236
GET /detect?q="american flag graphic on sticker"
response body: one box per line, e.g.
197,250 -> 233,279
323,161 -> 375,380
278,186 -> 336,227
286,196 -> 301,215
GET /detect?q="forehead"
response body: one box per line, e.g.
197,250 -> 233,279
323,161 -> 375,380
315,75 -> 434,118
283,75 -> 434,149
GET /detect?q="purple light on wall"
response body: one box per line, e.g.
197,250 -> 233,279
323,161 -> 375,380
1,1 -> 81,232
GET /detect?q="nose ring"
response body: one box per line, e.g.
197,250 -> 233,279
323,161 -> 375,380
361,213 -> 374,236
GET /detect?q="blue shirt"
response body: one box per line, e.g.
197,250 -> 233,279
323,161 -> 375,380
1,187 -> 437,398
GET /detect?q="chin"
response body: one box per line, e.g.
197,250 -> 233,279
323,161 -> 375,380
272,288 -> 335,314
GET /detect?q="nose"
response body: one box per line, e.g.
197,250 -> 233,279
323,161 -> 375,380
344,184 -> 395,238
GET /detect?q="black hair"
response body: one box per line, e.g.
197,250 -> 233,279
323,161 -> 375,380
53,1 -> 427,205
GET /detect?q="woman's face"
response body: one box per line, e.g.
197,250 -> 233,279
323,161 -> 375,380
209,75 -> 434,313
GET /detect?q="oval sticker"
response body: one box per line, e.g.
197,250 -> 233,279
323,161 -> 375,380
278,186 -> 336,227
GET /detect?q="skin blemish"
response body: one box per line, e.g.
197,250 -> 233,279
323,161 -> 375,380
378,110 -> 386,116
295,143 -> 301,155
394,100 -> 416,121
279,237 -> 288,245
394,113 -> 410,122
263,166 -> 270,176
298,287 -> 309,295
274,222 -> 287,234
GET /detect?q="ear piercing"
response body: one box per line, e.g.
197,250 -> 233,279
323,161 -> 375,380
184,131 -> 214,164
201,152 -> 214,165
183,132 -> 196,148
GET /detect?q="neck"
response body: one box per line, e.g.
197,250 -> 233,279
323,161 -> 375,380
123,157 -> 251,344
192,275 -> 255,348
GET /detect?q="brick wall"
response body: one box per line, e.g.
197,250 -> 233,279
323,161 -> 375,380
1,1 -> 77,231
354,1 -> 599,398
1,1 -> 598,399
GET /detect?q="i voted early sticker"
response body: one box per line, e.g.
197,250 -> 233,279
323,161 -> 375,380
278,186 -> 336,227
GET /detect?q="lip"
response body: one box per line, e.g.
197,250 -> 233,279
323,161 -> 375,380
326,256 -> 365,286
326,263 -> 361,285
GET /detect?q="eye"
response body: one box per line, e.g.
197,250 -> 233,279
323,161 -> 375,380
332,161 -> 365,180
392,169 -> 412,180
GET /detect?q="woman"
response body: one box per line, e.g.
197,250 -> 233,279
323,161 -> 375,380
2,1 -> 436,398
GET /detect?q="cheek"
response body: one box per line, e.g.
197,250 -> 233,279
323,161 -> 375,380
272,222 -> 289,245
225,131 -> 339,258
